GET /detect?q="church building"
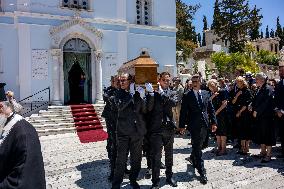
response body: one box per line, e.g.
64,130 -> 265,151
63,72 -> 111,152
0,0 -> 176,104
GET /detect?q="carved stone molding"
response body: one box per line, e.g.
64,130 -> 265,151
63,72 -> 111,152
49,18 -> 103,39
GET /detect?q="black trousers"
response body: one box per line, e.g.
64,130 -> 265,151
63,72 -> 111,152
150,128 -> 175,185
112,135 -> 143,189
278,117 -> 284,154
105,119 -> 113,160
143,133 -> 152,168
189,125 -> 208,175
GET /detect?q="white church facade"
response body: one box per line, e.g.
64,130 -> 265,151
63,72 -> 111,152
0,0 -> 176,104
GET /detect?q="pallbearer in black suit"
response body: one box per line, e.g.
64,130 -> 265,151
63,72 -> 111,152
111,73 -> 147,189
275,61 -> 284,158
179,75 -> 217,185
146,72 -> 178,189
250,72 -> 275,163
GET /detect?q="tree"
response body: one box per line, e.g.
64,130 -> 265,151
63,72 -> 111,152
275,16 -> 282,37
270,29 -> 275,38
275,17 -> 284,50
214,0 -> 260,53
256,50 -> 280,66
211,51 -> 259,78
176,0 -> 200,60
202,33 -> 206,47
211,0 -> 221,30
202,15 -> 208,46
249,5 -> 262,40
265,25 -> 270,38
197,33 -> 202,46
260,30 -> 264,38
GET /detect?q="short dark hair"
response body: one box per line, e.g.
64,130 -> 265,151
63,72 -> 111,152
159,72 -> 171,79
191,74 -> 201,81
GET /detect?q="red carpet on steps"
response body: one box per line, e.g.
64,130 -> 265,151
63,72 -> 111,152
70,104 -> 108,143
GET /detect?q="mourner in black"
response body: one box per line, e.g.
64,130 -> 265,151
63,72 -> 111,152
0,101 -> 46,189
232,76 -> 253,155
111,73 -> 147,189
102,75 -> 120,180
146,72 -> 178,189
250,72 -> 275,163
208,79 -> 230,156
275,63 -> 284,158
179,74 -> 217,185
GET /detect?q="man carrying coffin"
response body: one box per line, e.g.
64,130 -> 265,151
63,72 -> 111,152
179,74 -> 217,185
0,99 -> 46,188
111,73 -> 147,189
146,72 -> 179,189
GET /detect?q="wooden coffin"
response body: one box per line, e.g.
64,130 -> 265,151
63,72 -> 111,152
118,52 -> 159,87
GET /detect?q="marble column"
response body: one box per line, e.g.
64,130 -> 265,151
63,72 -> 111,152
51,49 -> 62,105
95,50 -> 103,102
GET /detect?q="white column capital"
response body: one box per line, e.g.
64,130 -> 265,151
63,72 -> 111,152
95,49 -> 103,59
51,49 -> 62,58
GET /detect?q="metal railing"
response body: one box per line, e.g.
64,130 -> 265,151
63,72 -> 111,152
19,87 -> 51,117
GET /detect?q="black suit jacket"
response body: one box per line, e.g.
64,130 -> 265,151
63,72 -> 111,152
179,90 -> 217,130
147,90 -> 178,133
252,84 -> 274,118
275,79 -> 284,112
0,119 -> 46,189
113,89 -> 147,136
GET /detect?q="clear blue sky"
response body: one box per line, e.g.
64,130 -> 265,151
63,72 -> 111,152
181,0 -> 284,35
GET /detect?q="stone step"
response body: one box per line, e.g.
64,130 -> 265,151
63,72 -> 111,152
30,119 -> 74,124
37,127 -> 76,136
34,122 -> 75,128
47,106 -> 71,110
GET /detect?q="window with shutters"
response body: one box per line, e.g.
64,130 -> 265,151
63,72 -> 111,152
136,0 -> 152,26
62,0 -> 89,10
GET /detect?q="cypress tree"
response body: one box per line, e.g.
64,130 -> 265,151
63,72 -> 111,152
214,0 -> 258,52
249,5 -> 262,40
266,25 -> 270,38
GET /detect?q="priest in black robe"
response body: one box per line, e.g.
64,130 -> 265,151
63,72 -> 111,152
0,100 -> 46,189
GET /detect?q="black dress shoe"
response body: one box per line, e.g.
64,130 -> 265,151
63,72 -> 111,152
199,174 -> 208,185
130,181 -> 140,189
160,162 -> 166,169
166,177 -> 178,187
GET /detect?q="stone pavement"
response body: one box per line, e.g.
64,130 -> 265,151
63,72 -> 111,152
41,133 -> 284,189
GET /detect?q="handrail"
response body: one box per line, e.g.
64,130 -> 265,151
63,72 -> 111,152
19,87 -> 50,103
18,87 -> 51,117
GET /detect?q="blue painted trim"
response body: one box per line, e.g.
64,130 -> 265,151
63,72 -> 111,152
0,17 -> 14,24
18,17 -> 64,26
129,27 -> 176,37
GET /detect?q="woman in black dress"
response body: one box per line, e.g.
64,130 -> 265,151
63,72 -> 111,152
232,76 -> 252,155
208,79 -> 230,155
250,72 -> 275,162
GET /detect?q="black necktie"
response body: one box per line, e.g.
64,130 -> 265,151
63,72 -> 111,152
197,91 -> 203,109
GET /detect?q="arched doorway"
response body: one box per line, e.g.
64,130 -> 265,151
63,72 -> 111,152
63,38 -> 92,104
